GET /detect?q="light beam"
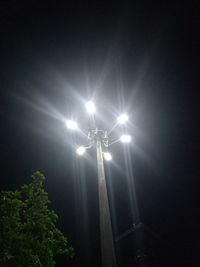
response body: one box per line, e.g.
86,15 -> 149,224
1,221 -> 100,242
120,135 -> 132,143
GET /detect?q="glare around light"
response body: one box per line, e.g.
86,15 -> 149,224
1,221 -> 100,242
104,152 -> 112,161
120,135 -> 132,143
66,120 -> 78,130
117,114 -> 128,124
85,101 -> 96,114
76,146 -> 86,155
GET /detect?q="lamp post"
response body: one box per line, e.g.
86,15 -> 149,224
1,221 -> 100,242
96,129 -> 116,267
66,102 -> 131,267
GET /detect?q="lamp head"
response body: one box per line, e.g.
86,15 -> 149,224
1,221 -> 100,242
117,114 -> 128,124
85,101 -> 96,114
104,152 -> 112,161
120,135 -> 131,143
66,120 -> 78,130
76,146 -> 86,155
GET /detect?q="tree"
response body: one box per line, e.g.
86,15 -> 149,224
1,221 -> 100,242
0,171 -> 74,267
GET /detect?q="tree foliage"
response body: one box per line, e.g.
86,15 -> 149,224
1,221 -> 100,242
0,171 -> 74,267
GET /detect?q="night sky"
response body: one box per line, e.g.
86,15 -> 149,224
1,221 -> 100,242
0,1 -> 199,266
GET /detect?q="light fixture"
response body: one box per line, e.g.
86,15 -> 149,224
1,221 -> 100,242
66,120 -> 78,130
67,100 -> 134,266
76,146 -> 86,155
104,152 -> 112,161
120,135 -> 131,143
85,101 -> 96,114
117,113 -> 128,124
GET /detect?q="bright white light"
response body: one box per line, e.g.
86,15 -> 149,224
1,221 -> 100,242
117,114 -> 128,124
85,101 -> 96,114
66,120 -> 78,130
76,146 -> 86,155
104,152 -> 112,161
120,135 -> 132,143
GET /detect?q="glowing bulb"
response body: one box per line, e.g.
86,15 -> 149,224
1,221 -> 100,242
85,101 -> 96,114
76,146 -> 86,155
66,120 -> 78,130
104,152 -> 112,161
120,135 -> 131,143
117,114 -> 128,124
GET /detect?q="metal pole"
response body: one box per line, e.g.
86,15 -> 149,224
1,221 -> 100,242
96,133 -> 117,267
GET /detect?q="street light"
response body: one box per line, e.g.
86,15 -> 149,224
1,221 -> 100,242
66,119 -> 78,130
120,134 -> 132,143
85,101 -> 96,114
66,103 -> 131,267
76,146 -> 86,155
104,152 -> 112,161
117,113 -> 128,124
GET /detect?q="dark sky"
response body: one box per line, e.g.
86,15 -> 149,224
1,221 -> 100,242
0,1 -> 199,266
